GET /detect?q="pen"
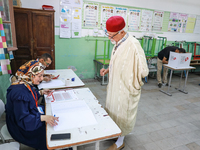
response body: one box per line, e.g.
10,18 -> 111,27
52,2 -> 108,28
54,115 -> 56,123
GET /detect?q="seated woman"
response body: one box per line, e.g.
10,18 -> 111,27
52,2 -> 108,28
5,60 -> 59,150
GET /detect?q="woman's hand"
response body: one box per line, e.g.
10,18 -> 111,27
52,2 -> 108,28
41,115 -> 59,126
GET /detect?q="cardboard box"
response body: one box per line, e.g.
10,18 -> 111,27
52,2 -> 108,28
168,52 -> 192,68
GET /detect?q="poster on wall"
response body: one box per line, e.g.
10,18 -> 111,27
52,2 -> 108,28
152,10 -> 164,32
194,15 -> 200,34
100,5 -> 115,29
168,12 -> 179,32
60,5 -> 71,15
72,7 -> 82,38
60,0 -> 83,38
114,7 -> 128,23
140,9 -> 153,32
128,9 -> 141,31
177,13 -> 188,33
185,14 -> 196,33
60,15 -> 71,38
83,3 -> 99,28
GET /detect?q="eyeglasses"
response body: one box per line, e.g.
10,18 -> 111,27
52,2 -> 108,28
105,32 -> 119,39
44,60 -> 51,66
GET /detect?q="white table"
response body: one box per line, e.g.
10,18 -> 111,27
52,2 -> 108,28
38,69 -> 85,89
45,88 -> 121,150
160,65 -> 196,96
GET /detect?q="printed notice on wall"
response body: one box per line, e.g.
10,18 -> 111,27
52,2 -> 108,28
60,5 -> 71,38
128,9 -> 141,31
83,3 -> 99,28
177,13 -> 188,33
114,7 -> 128,24
152,11 -> 164,32
168,12 -> 179,32
72,7 -> 82,38
100,5 -> 114,29
60,15 -> 71,38
60,0 -> 83,38
140,10 -> 153,32
194,15 -> 200,34
185,14 -> 196,33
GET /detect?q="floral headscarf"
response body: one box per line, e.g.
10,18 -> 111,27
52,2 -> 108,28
13,60 -> 45,90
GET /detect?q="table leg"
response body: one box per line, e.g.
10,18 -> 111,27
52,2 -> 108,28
178,71 -> 183,88
160,69 -> 173,96
177,70 -> 189,94
95,141 -> 100,150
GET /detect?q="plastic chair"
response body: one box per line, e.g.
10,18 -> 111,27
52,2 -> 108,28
0,142 -> 20,150
0,99 -> 15,143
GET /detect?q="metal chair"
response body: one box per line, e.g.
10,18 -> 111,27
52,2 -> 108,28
145,57 -> 157,82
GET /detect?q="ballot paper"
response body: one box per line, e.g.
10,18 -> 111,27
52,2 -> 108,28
45,89 -> 78,103
51,100 -> 97,131
38,79 -> 65,89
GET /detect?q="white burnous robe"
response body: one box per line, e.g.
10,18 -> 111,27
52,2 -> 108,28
105,34 -> 149,136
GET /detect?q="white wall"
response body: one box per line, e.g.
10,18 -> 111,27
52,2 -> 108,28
20,0 -> 60,26
20,0 -> 200,42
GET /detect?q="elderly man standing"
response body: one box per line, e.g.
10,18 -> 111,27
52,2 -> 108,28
100,16 -> 149,150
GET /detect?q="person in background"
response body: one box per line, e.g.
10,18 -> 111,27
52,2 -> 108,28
100,16 -> 149,150
5,60 -> 59,150
157,46 -> 186,88
37,53 -> 53,82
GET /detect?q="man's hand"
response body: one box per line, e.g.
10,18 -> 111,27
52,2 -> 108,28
43,76 -> 51,82
100,68 -> 109,76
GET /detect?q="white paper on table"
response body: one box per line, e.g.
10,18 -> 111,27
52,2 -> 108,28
51,100 -> 97,131
38,80 -> 65,89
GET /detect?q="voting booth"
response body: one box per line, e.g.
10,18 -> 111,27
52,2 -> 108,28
168,52 -> 192,68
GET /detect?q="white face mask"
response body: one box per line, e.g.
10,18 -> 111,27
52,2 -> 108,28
110,39 -> 116,45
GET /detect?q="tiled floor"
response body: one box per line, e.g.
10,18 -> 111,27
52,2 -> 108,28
1,72 -> 200,150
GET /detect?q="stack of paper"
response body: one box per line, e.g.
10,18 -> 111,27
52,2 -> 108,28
51,100 -> 97,131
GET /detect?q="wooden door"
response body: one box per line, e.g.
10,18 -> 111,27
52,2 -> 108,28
32,11 -> 55,69
12,8 -> 32,74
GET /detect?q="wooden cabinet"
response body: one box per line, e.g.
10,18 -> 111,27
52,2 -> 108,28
11,7 -> 55,73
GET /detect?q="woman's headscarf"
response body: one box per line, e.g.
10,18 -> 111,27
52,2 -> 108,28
13,60 -> 45,90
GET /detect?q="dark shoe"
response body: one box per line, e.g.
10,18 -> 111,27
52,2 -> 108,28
158,83 -> 162,88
